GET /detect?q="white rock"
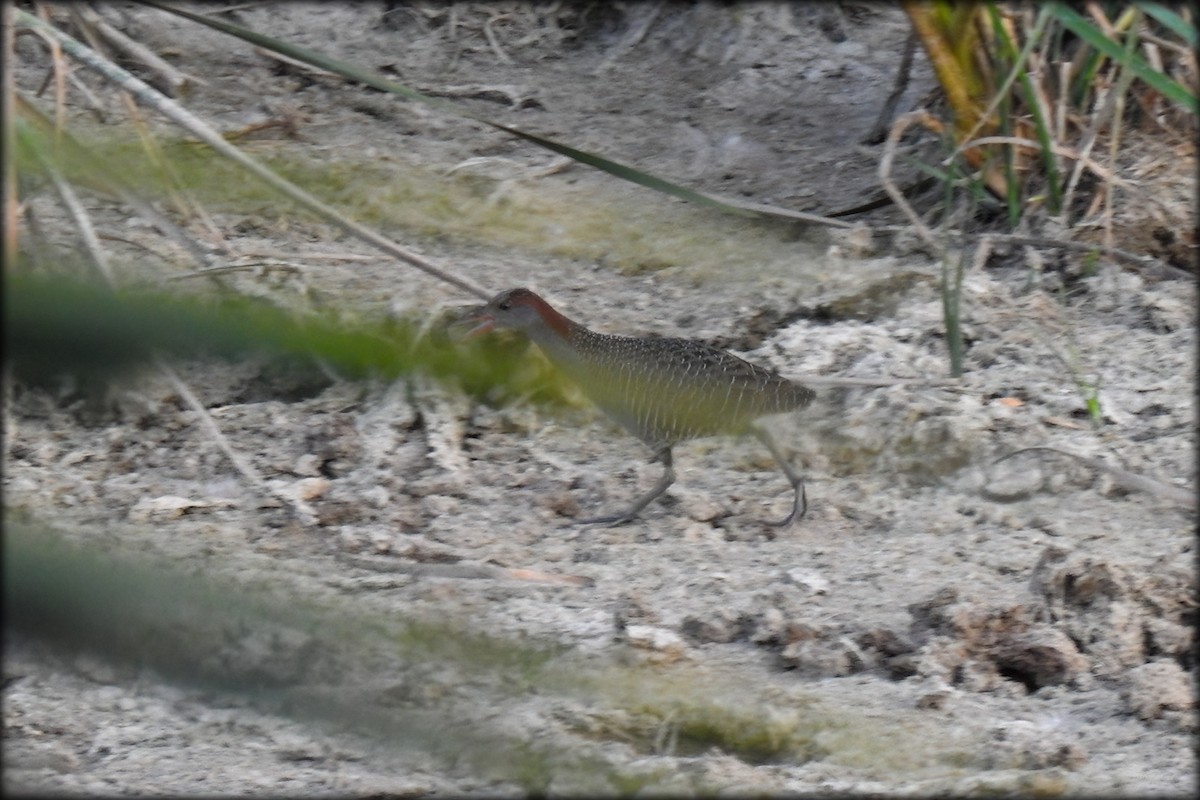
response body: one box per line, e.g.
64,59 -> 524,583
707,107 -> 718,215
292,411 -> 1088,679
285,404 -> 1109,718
290,477 -> 331,502
625,625 -> 688,663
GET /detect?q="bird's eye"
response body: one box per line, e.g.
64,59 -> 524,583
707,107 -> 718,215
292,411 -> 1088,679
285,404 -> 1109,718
498,301 -> 511,311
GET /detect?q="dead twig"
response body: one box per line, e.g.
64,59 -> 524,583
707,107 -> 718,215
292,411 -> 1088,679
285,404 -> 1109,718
879,111 -> 945,254
978,233 -> 1190,281
157,358 -> 321,525
993,446 -> 1195,509
953,135 -> 1124,184
1061,65 -> 1124,226
788,375 -> 960,388
38,153 -> 115,283
862,30 -> 917,145
1104,60 -> 1136,254
17,94 -> 221,270
596,1 -> 664,72
34,4 -> 70,137
482,12 -> 514,64
72,6 -> 199,96
15,9 -> 492,301
336,552 -> 593,586
30,113 -> 317,523
162,260 -> 303,282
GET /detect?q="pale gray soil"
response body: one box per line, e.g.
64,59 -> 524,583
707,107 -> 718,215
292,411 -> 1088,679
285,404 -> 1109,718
5,3 -> 1196,797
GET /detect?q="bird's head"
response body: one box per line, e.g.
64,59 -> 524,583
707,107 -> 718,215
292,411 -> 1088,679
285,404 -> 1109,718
460,287 -> 572,339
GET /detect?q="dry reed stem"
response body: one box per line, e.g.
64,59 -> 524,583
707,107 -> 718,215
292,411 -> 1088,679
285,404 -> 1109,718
40,156 -> 114,283
118,92 -> 228,251
1085,2 -> 1117,38
1137,30 -> 1194,60
482,12 -> 514,64
14,9 -> 493,301
944,6 -> 1049,165
1056,61 -> 1071,143
29,120 -> 317,523
15,93 -> 220,270
994,447 -> 1196,509
2,3 -> 18,268
33,4 -> 69,138
879,110 -> 944,255
954,135 -> 1122,183
1105,91 -> 1125,252
73,6 -> 197,96
1061,71 -> 1122,226
596,1 -> 663,72
120,93 -> 194,223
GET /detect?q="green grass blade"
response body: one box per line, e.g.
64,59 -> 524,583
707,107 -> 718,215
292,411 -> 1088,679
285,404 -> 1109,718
985,2 -> 1026,226
1050,2 -> 1198,113
4,272 -> 568,406
1071,46 -> 1106,109
1137,2 -> 1198,46
899,154 -> 1000,209
1018,77 -> 1063,213
985,6 -> 1063,214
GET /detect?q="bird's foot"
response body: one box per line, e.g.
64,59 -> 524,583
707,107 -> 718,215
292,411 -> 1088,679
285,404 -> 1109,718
574,511 -> 638,528
760,486 -> 807,528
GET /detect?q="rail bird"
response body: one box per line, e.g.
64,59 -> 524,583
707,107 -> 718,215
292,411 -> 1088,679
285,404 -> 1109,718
464,288 -> 814,526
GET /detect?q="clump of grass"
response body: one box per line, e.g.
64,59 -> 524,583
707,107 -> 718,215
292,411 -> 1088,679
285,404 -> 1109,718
896,3 -> 1195,379
624,700 -> 827,764
904,2 -> 1196,238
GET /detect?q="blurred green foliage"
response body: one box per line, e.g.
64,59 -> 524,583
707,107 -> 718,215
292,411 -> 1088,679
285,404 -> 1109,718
4,270 -> 568,409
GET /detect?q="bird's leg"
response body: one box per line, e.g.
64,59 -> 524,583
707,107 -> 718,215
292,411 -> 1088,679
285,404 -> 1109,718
578,446 -> 675,527
752,425 -> 807,527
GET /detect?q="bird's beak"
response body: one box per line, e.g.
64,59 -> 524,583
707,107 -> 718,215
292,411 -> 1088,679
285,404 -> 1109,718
465,315 -> 495,337
451,306 -> 495,341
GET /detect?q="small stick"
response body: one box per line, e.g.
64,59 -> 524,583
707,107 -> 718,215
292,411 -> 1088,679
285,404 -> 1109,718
787,375 -> 959,388
879,111 -> 944,254
33,118 -> 316,524
162,261 -> 302,281
337,553 -> 593,585
73,6 -> 199,95
1060,58 -> 1124,225
157,358 -> 321,525
862,30 -> 917,145
596,1 -> 664,72
15,9 -> 492,301
483,12 -> 514,64
38,153 -> 116,284
942,7 -> 1053,164
993,446 -> 1195,509
33,4 -> 70,136
953,136 -> 1123,183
